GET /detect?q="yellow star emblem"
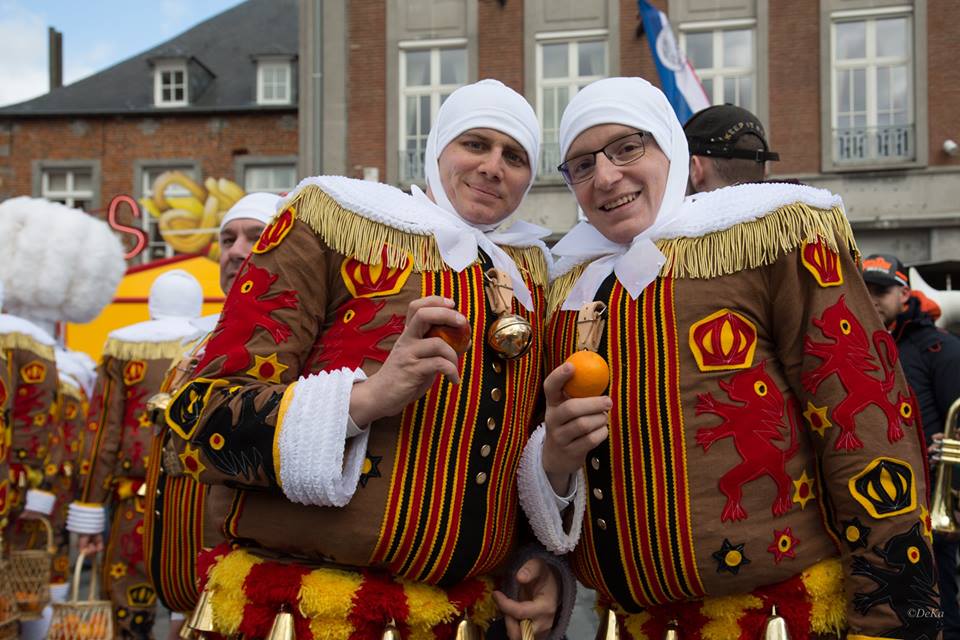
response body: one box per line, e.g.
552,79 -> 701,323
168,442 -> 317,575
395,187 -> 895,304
246,353 -> 288,384
138,412 -> 152,429
920,505 -> 933,542
33,413 -> 46,427
109,562 -> 128,579
793,469 -> 816,509
803,402 -> 833,437
179,443 -> 207,482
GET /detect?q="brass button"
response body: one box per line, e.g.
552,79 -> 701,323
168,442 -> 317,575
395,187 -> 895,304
597,518 -> 607,530
480,444 -> 492,458
491,388 -> 502,402
590,457 -> 600,471
486,417 -> 497,431
492,361 -> 503,374
593,488 -> 603,500
476,472 -> 488,485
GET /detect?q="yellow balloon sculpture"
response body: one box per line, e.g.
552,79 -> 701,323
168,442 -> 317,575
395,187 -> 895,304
139,171 -> 246,261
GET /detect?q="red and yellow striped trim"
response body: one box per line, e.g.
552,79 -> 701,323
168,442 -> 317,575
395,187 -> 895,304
570,278 -> 704,608
370,266 -> 542,584
614,557 -> 845,640
198,544 -> 496,640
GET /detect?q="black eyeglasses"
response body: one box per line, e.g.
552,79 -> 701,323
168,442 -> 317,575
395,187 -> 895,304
557,131 -> 647,185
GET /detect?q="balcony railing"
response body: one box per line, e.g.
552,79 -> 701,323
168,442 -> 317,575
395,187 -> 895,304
540,141 -> 562,180
399,148 -> 425,183
833,124 -> 915,164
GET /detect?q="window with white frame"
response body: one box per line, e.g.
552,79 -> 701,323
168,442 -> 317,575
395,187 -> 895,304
257,60 -> 292,105
399,44 -> 468,182
41,167 -> 94,210
154,62 -> 188,107
243,164 -> 297,194
536,33 -> 608,178
681,26 -> 755,110
139,165 -> 199,262
831,12 -> 913,164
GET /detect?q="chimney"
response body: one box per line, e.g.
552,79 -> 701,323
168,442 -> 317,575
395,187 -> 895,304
48,27 -> 63,91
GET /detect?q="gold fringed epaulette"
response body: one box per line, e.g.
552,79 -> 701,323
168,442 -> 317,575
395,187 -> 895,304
501,245 -> 549,289
59,380 -> 83,401
546,262 -> 588,317
657,203 -> 856,280
0,332 -> 55,361
101,338 -> 186,362
289,184 -> 447,272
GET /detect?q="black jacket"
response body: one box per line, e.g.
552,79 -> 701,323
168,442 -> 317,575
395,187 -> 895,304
892,296 -> 960,444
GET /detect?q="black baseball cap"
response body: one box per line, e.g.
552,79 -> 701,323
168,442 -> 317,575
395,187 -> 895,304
684,104 -> 780,162
862,253 -> 909,288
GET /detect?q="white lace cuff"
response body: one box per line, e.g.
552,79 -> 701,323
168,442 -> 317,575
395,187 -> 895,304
66,502 -> 106,534
517,424 -> 586,554
24,489 -> 56,516
275,368 -> 370,507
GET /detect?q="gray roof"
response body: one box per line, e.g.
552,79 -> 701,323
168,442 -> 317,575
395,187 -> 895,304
0,0 -> 298,117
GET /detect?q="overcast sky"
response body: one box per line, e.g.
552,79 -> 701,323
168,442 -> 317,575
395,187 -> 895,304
0,0 -> 244,107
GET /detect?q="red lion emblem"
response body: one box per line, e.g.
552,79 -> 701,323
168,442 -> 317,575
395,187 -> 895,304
803,295 -> 908,451
696,361 -> 799,522
306,298 -> 405,372
194,262 -> 299,377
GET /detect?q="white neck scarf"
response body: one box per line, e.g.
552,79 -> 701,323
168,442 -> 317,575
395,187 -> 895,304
410,186 -> 549,310
552,77 -> 690,310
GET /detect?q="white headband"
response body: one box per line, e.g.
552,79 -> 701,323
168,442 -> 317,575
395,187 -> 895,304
558,77 -> 689,233
220,192 -> 281,231
424,79 -> 541,220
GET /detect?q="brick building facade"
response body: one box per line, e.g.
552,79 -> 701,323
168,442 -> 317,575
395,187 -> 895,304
0,0 -> 298,262
305,0 -> 960,265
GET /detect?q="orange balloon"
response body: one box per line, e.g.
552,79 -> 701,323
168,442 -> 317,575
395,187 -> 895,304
562,350 -> 610,398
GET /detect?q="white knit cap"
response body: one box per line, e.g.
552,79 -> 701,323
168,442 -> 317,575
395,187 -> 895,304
148,269 -> 203,320
558,77 -> 689,232
220,192 -> 281,231
424,79 -> 541,219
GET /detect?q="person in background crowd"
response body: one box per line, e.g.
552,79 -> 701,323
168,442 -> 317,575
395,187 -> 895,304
0,196 -> 124,639
142,193 -> 278,640
863,252 -> 960,639
683,103 -> 780,194
71,270 -> 204,640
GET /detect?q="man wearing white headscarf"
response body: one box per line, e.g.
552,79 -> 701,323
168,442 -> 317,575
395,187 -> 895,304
163,80 -> 571,640
70,269 -> 204,640
135,193 -> 280,639
518,77 -> 940,639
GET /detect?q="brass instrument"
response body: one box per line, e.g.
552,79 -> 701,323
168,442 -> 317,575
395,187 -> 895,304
930,397 -> 960,532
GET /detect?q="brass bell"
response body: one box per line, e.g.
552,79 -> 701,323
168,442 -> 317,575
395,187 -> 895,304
455,615 -> 482,640
185,587 -> 216,634
266,609 -> 295,640
663,619 -> 680,640
486,313 -> 533,360
178,619 -> 199,640
594,608 -> 619,640
382,618 -> 402,640
762,605 -> 790,640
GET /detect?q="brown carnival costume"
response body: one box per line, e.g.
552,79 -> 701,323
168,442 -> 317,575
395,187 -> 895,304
531,182 -> 941,639
70,270 -> 204,639
519,77 -> 939,640
165,174 -> 552,639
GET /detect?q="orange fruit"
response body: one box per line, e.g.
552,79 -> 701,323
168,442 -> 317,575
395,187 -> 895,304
562,350 -> 610,398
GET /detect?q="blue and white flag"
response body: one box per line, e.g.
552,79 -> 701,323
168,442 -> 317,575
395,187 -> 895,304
638,0 -> 710,124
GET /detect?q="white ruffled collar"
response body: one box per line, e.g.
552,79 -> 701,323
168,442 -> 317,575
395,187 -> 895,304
281,176 -> 552,310
108,317 -> 203,344
551,182 -> 845,310
0,313 -> 56,346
